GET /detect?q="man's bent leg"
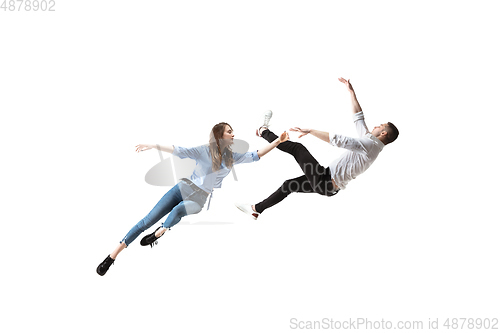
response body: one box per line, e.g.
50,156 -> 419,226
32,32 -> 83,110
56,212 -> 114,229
261,129 -> 328,192
254,175 -> 312,213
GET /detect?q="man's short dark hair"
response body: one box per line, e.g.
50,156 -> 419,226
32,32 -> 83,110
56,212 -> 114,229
385,122 -> 399,144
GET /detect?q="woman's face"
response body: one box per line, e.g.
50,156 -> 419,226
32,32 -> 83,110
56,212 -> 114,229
221,125 -> 234,144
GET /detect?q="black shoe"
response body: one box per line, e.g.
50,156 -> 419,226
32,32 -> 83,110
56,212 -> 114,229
140,227 -> 168,247
96,255 -> 115,276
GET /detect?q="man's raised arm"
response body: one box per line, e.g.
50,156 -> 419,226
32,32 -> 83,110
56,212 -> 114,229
289,78 -> 365,142
338,77 -> 362,114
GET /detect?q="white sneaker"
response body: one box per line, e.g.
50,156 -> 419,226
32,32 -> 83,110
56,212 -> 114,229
235,203 -> 260,220
263,110 -> 273,127
258,110 -> 273,136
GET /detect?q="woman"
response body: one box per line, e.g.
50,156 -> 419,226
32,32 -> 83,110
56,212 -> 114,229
97,121 -> 288,276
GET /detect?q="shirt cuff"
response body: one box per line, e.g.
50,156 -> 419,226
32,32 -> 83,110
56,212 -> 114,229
172,145 -> 179,156
329,133 -> 336,144
251,150 -> 260,161
353,111 -> 364,122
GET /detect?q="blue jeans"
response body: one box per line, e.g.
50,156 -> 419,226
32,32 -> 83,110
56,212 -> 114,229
120,180 -> 208,246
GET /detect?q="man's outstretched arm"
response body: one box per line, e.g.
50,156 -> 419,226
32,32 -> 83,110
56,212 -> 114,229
289,127 -> 330,143
338,77 -> 362,114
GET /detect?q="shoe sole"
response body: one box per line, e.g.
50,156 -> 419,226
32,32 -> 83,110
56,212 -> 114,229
263,110 -> 273,127
235,203 -> 258,220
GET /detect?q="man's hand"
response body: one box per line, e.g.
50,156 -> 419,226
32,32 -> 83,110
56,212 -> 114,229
291,128 -> 330,143
339,77 -> 362,114
338,77 -> 354,92
289,127 -> 311,138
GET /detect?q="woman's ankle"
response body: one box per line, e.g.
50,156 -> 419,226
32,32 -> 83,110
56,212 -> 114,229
155,227 -> 167,238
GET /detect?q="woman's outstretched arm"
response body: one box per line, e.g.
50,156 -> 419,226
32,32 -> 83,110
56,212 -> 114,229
135,144 -> 174,154
257,131 -> 289,158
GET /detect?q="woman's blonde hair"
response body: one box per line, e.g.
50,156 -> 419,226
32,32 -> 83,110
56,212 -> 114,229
209,122 -> 234,171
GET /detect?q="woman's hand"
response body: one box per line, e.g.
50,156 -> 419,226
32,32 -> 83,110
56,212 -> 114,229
135,144 -> 154,153
257,131 -> 289,158
289,127 -> 311,138
279,131 -> 289,143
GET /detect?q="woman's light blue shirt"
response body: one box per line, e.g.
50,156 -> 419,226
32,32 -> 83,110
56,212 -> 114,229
172,145 -> 260,193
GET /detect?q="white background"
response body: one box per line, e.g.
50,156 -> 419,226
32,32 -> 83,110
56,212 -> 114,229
1,1 -> 499,332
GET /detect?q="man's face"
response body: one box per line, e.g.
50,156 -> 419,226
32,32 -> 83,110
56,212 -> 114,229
372,123 -> 388,137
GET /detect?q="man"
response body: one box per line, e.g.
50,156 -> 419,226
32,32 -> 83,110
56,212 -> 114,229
235,78 -> 399,219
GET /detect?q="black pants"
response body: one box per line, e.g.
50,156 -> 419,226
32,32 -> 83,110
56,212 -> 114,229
254,129 -> 339,214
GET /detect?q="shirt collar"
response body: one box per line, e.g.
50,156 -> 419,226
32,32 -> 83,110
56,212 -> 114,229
368,134 -> 385,150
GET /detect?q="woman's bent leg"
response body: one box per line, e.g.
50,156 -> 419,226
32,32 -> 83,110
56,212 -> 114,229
120,183 -> 183,247
162,200 -> 203,228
